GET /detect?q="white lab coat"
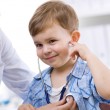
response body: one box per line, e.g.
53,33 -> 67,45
0,28 -> 33,99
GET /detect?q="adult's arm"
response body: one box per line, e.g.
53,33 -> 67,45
0,28 -> 33,99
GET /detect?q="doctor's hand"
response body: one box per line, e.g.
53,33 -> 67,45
37,96 -> 77,110
65,96 -> 78,110
18,96 -> 78,110
18,104 -> 35,110
69,41 -> 92,61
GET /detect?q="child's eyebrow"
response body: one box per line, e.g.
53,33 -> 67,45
34,41 -> 40,44
45,37 -> 56,41
34,37 -> 57,44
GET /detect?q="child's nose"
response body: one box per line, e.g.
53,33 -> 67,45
43,45 -> 52,55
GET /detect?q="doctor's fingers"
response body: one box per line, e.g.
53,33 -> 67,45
57,97 -> 74,110
70,100 -> 78,110
66,96 -> 78,110
55,98 -> 66,106
70,42 -> 90,61
18,104 -> 36,110
68,42 -> 79,59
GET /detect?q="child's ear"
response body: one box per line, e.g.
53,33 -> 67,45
71,30 -> 80,42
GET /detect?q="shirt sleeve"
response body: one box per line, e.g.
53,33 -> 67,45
82,63 -> 110,103
91,78 -> 110,103
0,28 -> 34,99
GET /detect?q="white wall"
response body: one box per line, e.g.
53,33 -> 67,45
0,0 -> 49,74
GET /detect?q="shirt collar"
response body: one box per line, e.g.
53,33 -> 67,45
34,58 -> 87,85
34,67 -> 52,88
70,57 -> 87,79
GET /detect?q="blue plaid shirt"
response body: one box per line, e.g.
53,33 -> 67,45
24,58 -> 110,110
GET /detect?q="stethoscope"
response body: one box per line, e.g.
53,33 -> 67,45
38,58 -> 68,104
37,41 -> 77,104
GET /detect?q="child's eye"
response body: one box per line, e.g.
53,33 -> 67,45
49,40 -> 57,44
35,43 -> 43,48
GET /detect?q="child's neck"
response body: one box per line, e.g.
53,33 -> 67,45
51,57 -> 77,88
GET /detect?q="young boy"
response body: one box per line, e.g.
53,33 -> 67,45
22,1 -> 110,110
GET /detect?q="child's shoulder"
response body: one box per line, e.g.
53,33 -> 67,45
77,57 -> 87,65
33,66 -> 52,80
76,57 -> 91,75
30,67 -> 52,86
29,67 -> 52,90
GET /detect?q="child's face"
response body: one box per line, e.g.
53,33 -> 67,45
33,23 -> 73,68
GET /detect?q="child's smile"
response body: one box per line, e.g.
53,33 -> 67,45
44,54 -> 59,62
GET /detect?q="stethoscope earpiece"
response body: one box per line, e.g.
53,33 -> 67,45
68,41 -> 74,47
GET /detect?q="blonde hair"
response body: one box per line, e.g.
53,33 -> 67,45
29,0 -> 79,37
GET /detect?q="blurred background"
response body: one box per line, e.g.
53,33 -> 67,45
0,0 -> 110,109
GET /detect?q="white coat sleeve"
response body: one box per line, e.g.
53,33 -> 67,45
0,28 -> 33,100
